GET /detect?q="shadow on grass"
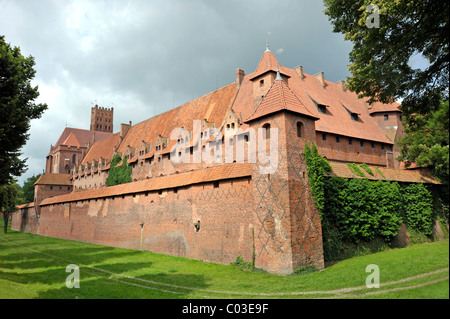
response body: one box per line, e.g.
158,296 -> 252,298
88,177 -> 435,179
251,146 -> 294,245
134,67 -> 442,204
1,231 -> 210,299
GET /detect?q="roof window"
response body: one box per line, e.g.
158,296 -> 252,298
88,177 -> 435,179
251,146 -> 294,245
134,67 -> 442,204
318,104 -> 327,114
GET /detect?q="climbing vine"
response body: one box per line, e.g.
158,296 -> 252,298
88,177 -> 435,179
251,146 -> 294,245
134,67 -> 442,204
106,154 -> 132,186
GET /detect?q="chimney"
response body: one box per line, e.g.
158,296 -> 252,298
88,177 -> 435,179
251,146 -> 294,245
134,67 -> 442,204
119,121 -> 132,143
337,80 -> 347,91
236,68 -> 245,88
315,72 -> 326,87
294,65 -> 304,79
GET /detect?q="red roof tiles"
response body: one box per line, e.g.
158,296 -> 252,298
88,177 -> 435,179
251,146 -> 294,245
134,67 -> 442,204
34,174 -> 72,186
328,161 -> 440,184
40,163 -> 252,205
245,78 -> 318,122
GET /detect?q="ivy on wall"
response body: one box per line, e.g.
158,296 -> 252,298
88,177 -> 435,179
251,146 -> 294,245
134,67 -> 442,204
106,154 -> 132,187
303,142 -> 447,261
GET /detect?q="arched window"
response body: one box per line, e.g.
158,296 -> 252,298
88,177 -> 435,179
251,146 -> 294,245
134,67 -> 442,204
262,123 -> 270,139
297,122 -> 304,138
72,154 -> 76,164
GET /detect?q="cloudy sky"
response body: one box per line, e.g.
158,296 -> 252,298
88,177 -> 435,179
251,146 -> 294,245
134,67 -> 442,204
0,0 -> 354,185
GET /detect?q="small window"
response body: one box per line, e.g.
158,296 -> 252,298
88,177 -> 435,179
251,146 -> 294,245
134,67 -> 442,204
297,122 -> 304,138
360,140 -> 364,147
381,144 -> 385,150
336,135 -> 340,143
262,123 -> 270,139
322,133 -> 326,141
213,181 -> 219,188
371,142 -> 375,148
260,79 -> 264,87
349,138 -> 353,145
244,134 -> 249,142
318,104 -> 327,114
384,114 -> 389,121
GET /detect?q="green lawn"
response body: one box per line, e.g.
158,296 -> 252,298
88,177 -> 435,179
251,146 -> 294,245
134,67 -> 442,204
0,219 -> 448,299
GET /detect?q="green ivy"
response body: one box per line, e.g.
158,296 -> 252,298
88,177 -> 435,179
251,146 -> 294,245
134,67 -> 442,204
303,143 -> 331,218
400,183 -> 434,236
106,154 -> 132,187
359,163 -> 374,176
347,163 -> 366,177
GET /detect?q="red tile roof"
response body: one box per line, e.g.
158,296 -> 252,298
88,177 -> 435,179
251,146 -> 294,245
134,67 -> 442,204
249,50 -> 290,80
116,83 -> 237,155
232,51 -> 395,144
82,133 -> 121,165
34,174 -> 72,186
245,77 -> 318,122
367,100 -> 402,114
328,161 -> 440,184
40,163 -> 252,205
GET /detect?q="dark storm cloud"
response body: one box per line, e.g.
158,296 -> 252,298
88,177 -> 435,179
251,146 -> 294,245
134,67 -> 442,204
0,0 -> 352,185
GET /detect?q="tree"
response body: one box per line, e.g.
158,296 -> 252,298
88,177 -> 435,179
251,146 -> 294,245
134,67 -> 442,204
21,174 -> 41,203
323,0 -> 449,117
0,36 -> 48,186
398,101 -> 449,183
0,180 -> 24,233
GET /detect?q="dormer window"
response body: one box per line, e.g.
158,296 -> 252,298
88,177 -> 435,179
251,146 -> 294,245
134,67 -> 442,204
350,113 -> 359,121
318,104 -> 327,114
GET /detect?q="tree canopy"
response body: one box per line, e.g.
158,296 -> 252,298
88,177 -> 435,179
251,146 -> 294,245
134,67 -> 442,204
398,101 -> 449,182
323,0 -> 449,117
0,36 -> 47,185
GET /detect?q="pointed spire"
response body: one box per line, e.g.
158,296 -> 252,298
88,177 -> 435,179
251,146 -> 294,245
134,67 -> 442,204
275,58 -> 282,81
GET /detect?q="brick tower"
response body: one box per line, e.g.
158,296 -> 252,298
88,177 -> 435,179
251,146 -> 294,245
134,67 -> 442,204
90,104 -> 113,133
244,51 -> 325,274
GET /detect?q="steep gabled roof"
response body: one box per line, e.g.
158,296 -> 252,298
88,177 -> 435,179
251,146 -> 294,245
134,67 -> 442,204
249,49 -> 290,80
116,83 -> 237,155
61,132 -> 81,147
245,78 -> 318,122
81,133 -> 121,165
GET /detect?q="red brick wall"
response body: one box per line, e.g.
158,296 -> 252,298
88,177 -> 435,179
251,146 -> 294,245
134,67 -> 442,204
21,177 -> 255,267
248,111 -> 325,274
316,131 -> 392,166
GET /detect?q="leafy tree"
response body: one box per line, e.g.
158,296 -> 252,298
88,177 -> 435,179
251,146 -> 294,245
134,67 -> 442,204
106,154 -> 132,186
21,174 -> 41,203
398,101 -> 449,183
323,0 -> 449,117
0,180 -> 24,233
0,36 -> 48,186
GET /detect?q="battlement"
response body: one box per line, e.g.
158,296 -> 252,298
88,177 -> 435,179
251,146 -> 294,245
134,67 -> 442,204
90,104 -> 114,133
92,104 -> 114,112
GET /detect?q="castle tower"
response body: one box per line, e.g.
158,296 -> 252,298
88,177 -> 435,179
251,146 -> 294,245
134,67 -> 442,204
244,52 -> 324,274
90,104 -> 114,133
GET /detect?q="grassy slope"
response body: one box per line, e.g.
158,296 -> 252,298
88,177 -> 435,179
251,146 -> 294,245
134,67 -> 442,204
0,219 -> 448,299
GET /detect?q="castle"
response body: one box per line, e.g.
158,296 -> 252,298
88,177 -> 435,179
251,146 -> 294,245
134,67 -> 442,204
13,48 -> 439,274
